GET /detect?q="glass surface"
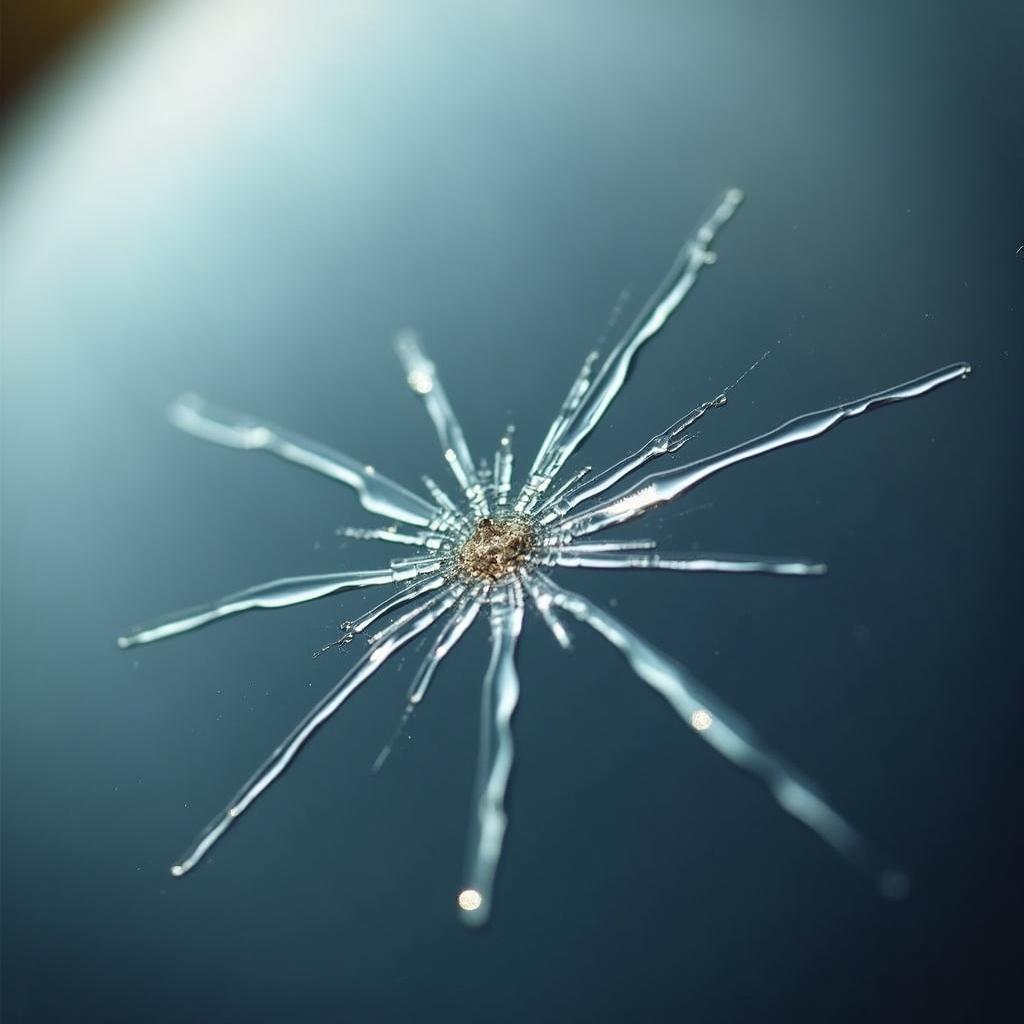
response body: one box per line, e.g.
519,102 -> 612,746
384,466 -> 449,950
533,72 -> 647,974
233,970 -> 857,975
1,2 -> 1020,1021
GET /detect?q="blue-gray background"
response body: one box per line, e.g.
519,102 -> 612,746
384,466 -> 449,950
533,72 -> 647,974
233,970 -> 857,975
2,2 -> 1020,1021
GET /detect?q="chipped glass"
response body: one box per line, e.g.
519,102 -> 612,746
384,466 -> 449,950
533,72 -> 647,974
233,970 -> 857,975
120,191 -> 969,925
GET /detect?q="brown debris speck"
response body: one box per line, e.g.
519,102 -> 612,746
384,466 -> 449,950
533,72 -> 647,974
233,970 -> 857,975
456,517 -> 535,581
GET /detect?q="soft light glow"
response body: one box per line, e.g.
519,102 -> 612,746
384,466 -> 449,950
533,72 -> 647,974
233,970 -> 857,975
458,888 -> 483,912
691,708 -> 713,731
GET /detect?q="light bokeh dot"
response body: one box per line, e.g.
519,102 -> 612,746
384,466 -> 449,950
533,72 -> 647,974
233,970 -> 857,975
407,371 -> 433,395
458,889 -> 483,912
691,709 -> 713,731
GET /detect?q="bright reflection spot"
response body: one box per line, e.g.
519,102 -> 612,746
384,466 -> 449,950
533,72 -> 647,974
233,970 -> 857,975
691,708 -> 713,731
407,371 -> 433,395
607,483 -> 656,515
458,888 -> 483,912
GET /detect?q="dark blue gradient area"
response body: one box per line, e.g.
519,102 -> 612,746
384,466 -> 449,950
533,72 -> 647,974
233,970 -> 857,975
1,2 -> 1020,1022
